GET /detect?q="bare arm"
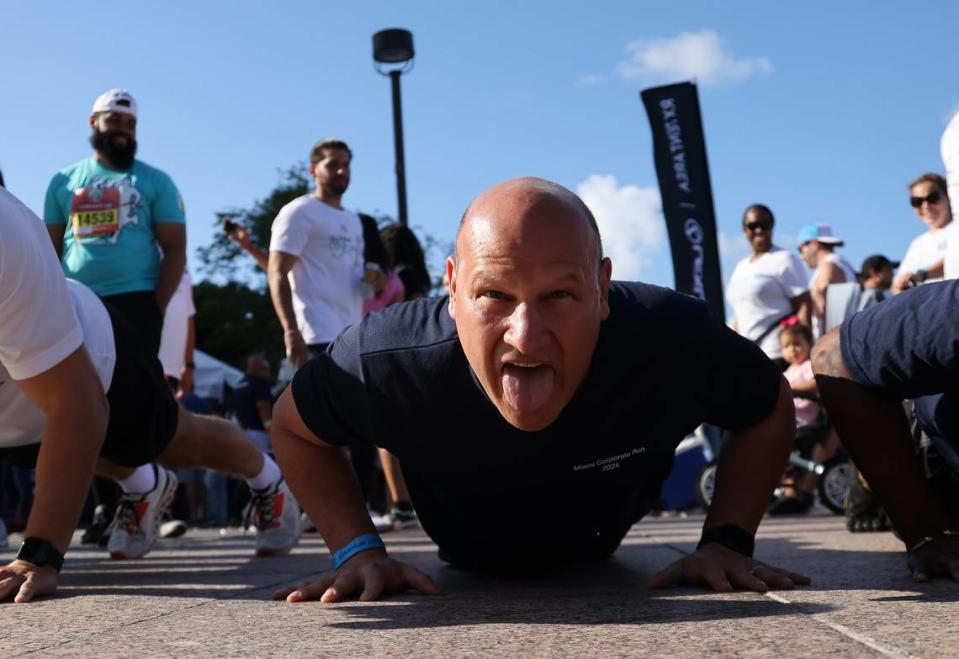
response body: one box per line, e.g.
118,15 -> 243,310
650,378 -> 810,592
892,258 -> 945,294
809,262 -> 841,319
706,377 -> 795,534
178,316 -> 196,397
154,223 -> 187,314
268,251 -> 308,368
45,223 -> 66,259
0,346 -> 109,603
270,387 -> 437,602
230,227 -> 269,270
790,291 -> 812,328
812,328 -> 954,546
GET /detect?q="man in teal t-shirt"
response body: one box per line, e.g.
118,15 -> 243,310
43,89 -> 186,355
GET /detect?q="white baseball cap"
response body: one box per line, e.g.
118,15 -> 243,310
91,89 -> 137,117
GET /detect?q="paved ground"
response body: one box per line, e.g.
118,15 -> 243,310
1,511 -> 957,657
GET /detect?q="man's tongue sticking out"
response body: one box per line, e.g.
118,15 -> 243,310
502,364 -> 555,413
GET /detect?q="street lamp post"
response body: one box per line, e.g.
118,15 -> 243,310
372,28 -> 415,226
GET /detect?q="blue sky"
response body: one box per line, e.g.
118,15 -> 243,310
2,1 -> 957,291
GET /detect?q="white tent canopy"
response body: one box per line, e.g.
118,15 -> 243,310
193,350 -> 245,402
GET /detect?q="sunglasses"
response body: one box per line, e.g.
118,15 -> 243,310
745,220 -> 773,232
910,190 -> 943,208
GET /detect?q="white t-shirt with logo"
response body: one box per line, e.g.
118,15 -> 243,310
158,269 -> 196,378
900,222 -> 956,284
0,188 -> 116,448
940,113 -> 959,279
269,195 -> 364,344
726,247 -> 809,359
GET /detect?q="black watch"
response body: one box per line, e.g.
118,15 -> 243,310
17,537 -> 65,572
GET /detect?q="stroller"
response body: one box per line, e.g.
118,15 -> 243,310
694,393 -> 852,514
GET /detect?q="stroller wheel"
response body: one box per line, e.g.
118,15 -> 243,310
695,461 -> 718,511
818,456 -> 852,515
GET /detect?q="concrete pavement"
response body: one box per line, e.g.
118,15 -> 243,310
2,512 -> 957,657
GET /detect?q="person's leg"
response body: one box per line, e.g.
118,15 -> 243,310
155,408 -> 299,555
379,449 -> 418,529
156,407 -> 264,477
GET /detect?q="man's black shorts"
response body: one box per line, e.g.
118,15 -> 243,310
0,301 -> 179,469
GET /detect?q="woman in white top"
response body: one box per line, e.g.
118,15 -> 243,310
893,173 -> 954,293
726,204 -> 811,367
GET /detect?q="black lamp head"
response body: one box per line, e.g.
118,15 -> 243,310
373,29 -> 414,73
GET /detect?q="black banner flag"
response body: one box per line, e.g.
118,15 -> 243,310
640,82 -> 725,322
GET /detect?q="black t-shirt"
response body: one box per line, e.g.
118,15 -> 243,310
292,282 -> 781,564
841,279 -> 959,399
232,374 -> 273,431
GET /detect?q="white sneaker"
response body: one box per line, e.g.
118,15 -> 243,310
248,478 -> 300,557
388,506 -> 419,531
159,519 -> 188,538
369,507 -> 393,533
108,466 -> 178,560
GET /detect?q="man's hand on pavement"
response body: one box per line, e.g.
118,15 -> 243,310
0,560 -> 58,603
908,533 -> 959,582
272,549 -> 439,603
648,543 -> 811,593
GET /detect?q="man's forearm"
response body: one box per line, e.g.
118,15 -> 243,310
242,241 -> 269,270
27,412 -> 107,553
815,376 -> 954,546
268,271 -> 300,334
792,293 -> 812,328
272,429 -> 376,552
155,251 -> 186,313
705,378 -> 794,534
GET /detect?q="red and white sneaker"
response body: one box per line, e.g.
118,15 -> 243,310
107,466 -> 178,560
248,478 -> 301,557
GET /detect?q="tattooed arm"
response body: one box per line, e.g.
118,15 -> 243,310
812,329 -> 956,559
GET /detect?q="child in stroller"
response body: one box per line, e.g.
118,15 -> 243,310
770,321 -> 845,515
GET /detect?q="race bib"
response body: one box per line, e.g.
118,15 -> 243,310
70,187 -> 121,239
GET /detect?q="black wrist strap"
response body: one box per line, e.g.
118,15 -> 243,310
697,524 -> 755,558
17,537 -> 65,573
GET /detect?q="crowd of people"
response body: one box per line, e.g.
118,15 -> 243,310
1,88 -> 958,604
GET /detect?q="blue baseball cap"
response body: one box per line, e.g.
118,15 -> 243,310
797,223 -> 843,246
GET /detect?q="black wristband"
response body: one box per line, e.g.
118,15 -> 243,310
17,537 -> 65,572
697,524 -> 755,558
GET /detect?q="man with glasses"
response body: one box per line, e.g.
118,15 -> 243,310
892,173 -> 955,293
726,204 -> 811,369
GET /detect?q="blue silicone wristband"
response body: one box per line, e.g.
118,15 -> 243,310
330,533 -> 385,569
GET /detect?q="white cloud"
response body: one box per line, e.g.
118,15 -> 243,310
576,174 -> 665,282
575,73 -> 607,87
618,29 -> 772,86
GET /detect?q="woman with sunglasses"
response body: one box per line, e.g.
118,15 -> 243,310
892,173 -> 955,293
726,204 -> 811,370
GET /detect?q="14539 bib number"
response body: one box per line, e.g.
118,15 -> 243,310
70,187 -> 121,239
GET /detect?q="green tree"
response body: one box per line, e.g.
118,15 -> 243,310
193,281 -> 284,372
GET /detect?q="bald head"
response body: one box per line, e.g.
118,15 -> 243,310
455,177 -> 603,270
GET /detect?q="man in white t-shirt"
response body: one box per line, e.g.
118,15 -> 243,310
0,188 -> 300,603
796,223 -> 858,335
726,204 -> 811,364
158,269 -> 196,395
893,173 -> 955,292
940,114 -> 959,279
268,138 -> 364,368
